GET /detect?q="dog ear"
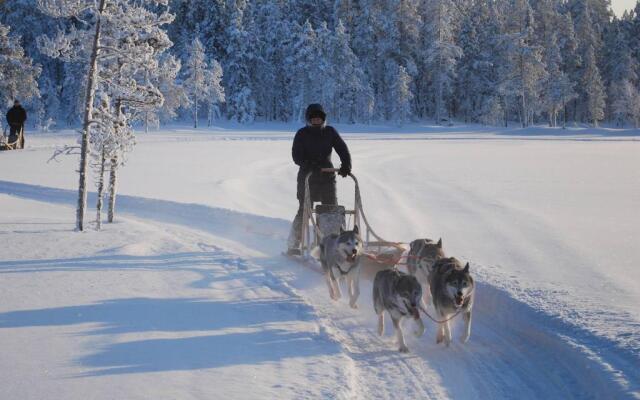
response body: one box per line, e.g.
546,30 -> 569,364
437,238 -> 442,248
463,262 -> 470,272
353,225 -> 359,234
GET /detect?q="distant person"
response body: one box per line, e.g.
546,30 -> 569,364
6,99 -> 27,148
287,103 -> 352,255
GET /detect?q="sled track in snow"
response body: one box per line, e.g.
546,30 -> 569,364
1,180 -> 638,399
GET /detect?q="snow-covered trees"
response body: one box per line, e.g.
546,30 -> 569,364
183,38 -> 207,128
37,0 -> 173,230
331,20 -> 372,123
290,20 -> 322,122
388,64 -> 413,125
3,0 -> 637,128
499,0 -> 548,127
89,94 -> 134,229
543,33 -> 577,128
422,0 -> 462,123
224,0 -> 256,123
582,45 -> 606,126
0,23 -> 41,111
206,59 -> 225,126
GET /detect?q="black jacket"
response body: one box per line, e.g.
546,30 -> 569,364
6,105 -> 27,126
292,125 -> 351,199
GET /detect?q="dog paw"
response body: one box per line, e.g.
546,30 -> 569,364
460,334 -> 470,344
398,345 -> 409,353
349,302 -> 358,309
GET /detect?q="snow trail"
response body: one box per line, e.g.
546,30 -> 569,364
1,129 -> 639,399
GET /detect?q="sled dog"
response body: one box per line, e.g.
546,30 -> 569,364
406,238 -> 445,304
429,257 -> 475,346
373,269 -> 425,352
313,225 -> 364,308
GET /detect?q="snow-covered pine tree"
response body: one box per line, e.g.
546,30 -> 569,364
224,0 -> 256,123
603,20 -> 639,127
315,21 -> 337,118
147,54 -> 188,129
183,38 -> 208,128
0,23 -> 41,114
422,0 -> 462,124
455,1 -> 502,124
388,62 -> 413,125
498,0 -> 548,127
331,19 -> 372,123
571,0 -> 607,123
206,59 -> 225,126
543,32 -> 577,127
289,20 -> 322,121
582,44 -> 606,126
556,11 -> 581,126
250,0 -> 292,121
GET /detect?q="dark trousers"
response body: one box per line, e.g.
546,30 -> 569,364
288,181 -> 337,249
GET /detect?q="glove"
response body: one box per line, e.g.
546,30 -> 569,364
339,164 -> 351,177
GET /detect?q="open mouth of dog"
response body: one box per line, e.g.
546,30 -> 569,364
344,250 -> 358,262
454,295 -> 465,307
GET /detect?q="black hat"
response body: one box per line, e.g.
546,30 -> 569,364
305,103 -> 326,123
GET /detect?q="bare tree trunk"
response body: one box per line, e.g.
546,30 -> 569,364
96,149 -> 107,230
107,156 -> 118,223
107,99 -> 124,224
77,0 -> 108,231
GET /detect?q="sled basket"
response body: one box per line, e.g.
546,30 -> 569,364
315,204 -> 345,238
298,169 -> 406,268
0,125 -> 24,151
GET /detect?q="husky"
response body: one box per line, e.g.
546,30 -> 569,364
406,238 -> 445,305
429,257 -> 475,346
373,269 -> 425,353
313,225 -> 364,308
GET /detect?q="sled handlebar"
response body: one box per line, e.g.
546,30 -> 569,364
320,168 -> 340,173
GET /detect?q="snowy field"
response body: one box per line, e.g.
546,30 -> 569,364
1,124 -> 639,399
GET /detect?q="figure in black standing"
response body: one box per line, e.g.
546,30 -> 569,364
6,100 -> 27,149
287,104 -> 352,255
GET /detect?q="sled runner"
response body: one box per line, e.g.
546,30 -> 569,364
291,168 -> 405,267
0,125 -> 24,151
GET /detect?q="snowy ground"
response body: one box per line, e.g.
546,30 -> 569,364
1,123 -> 639,399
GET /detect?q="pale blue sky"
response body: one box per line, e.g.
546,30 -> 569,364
611,0 -> 637,16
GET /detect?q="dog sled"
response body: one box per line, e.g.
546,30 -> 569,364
291,168 -> 406,268
0,125 -> 24,150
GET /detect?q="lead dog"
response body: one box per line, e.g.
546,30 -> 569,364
406,238 -> 445,305
373,269 -> 425,352
313,225 -> 364,308
429,257 -> 475,346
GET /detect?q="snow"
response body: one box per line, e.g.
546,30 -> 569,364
1,124 -> 639,399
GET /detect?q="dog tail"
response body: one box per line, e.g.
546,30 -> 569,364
310,244 -> 323,259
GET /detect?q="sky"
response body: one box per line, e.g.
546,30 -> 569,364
611,0 -> 637,16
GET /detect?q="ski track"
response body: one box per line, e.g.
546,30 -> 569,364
1,131 -> 639,399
